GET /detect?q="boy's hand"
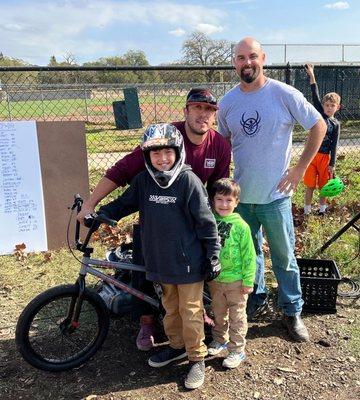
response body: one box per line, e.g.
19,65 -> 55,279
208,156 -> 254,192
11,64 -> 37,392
77,200 -> 95,224
305,63 -> 314,75
240,286 -> 253,295
204,257 -> 221,282
305,63 -> 316,84
328,166 -> 334,179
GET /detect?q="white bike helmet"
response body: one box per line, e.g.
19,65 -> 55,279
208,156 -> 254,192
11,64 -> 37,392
141,123 -> 185,188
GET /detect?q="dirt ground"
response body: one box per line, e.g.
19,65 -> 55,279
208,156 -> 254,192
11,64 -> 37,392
0,296 -> 359,400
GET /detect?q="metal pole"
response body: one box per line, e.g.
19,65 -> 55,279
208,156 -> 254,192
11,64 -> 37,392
40,85 -> 46,121
5,85 -> 12,120
83,84 -> 89,122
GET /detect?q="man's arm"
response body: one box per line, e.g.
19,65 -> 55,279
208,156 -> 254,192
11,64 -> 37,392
277,118 -> 327,194
77,146 -> 145,223
77,177 -> 118,223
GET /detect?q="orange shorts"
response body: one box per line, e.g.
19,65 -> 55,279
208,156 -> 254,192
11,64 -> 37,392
303,153 -> 331,189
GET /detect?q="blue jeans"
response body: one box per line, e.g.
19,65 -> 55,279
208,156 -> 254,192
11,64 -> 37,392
237,197 -> 303,316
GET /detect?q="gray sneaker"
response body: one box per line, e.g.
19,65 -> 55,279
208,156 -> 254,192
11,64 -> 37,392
184,360 -> 205,390
207,340 -> 228,356
222,351 -> 246,368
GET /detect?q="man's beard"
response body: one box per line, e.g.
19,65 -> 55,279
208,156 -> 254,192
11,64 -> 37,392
240,66 -> 259,83
187,121 -> 209,136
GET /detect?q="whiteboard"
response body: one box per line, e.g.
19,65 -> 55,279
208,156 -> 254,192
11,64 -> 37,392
0,121 -> 47,254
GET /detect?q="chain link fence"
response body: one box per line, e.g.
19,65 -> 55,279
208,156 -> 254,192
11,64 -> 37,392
0,65 -> 359,189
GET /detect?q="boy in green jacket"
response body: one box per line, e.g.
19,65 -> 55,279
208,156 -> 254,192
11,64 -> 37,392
207,178 -> 256,368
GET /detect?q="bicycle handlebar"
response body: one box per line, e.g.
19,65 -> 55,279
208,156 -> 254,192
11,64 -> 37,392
71,195 -> 117,254
84,213 -> 118,229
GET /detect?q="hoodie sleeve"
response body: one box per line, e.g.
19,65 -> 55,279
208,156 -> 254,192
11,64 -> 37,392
186,174 -> 220,260
98,174 -> 141,220
310,83 -> 325,116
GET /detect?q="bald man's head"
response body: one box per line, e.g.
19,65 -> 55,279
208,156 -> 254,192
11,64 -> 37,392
233,37 -> 263,55
232,37 -> 266,85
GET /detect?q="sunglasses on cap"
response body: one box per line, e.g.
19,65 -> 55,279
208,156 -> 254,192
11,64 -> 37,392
186,91 -> 218,109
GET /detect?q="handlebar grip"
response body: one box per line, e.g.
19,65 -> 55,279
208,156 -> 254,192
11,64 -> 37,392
84,213 -> 117,228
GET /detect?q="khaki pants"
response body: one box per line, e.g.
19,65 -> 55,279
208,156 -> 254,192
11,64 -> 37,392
208,280 -> 248,353
161,281 -> 207,361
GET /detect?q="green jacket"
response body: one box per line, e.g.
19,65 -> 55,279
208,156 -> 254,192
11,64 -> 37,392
214,212 -> 256,286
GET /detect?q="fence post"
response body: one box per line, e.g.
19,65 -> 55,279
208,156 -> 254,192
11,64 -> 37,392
153,85 -> 157,123
39,85 -> 46,121
285,62 -> 291,85
5,85 -> 12,120
83,84 -> 89,122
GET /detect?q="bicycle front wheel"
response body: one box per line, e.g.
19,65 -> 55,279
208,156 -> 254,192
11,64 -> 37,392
16,284 -> 110,371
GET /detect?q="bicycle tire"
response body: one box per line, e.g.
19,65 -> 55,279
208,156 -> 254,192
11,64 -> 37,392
16,284 -> 110,371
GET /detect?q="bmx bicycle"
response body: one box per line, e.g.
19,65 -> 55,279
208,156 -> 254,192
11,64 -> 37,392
15,195 -> 212,371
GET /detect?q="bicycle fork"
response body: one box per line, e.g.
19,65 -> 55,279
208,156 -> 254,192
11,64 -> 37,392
60,274 -> 87,334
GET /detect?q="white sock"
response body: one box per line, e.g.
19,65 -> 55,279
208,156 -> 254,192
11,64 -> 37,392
304,205 -> 312,214
319,204 -> 327,213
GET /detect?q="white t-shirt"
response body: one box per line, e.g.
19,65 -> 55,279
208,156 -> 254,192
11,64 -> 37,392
218,78 -> 321,204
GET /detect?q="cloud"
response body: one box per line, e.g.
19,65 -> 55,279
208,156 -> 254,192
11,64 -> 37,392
324,1 -> 350,10
196,23 -> 224,35
0,0 -> 227,64
169,28 -> 186,37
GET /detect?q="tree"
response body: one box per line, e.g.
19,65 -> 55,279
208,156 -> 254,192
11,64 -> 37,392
48,55 -> 58,67
83,50 -> 151,84
181,31 -> 232,81
0,55 -> 38,86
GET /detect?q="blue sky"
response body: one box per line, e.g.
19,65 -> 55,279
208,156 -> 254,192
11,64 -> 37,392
1,0 -> 359,65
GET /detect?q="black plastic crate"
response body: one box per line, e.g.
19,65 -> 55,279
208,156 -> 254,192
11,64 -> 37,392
297,258 -> 342,314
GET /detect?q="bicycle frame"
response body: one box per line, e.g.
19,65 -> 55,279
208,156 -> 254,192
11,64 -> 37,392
67,195 -> 160,326
78,257 -> 159,308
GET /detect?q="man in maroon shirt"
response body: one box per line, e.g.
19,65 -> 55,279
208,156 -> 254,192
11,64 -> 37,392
78,88 -> 231,351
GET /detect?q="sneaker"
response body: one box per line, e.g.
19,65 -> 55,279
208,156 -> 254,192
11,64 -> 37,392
282,314 -> 310,342
207,340 -> 228,356
222,351 -> 246,369
148,346 -> 187,368
184,360 -> 205,389
136,315 -> 155,351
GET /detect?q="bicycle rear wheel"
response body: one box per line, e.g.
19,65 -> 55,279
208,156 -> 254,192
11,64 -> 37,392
16,284 -> 110,371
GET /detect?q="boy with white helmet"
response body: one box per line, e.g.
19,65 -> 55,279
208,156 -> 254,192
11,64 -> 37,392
98,123 -> 221,389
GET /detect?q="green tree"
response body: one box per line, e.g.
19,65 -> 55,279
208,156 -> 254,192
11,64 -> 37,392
83,50 -> 151,84
181,31 -> 231,82
0,54 -> 38,86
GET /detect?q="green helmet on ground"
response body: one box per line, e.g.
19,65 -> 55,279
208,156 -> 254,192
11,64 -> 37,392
319,177 -> 345,197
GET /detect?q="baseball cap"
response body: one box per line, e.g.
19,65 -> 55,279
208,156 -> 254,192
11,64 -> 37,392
186,88 -> 218,110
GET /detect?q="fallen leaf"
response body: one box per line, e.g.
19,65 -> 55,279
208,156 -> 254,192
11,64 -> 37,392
43,252 -> 54,262
15,243 -> 26,251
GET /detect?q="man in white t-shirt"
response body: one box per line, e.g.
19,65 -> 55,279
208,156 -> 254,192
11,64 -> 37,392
218,37 -> 327,342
